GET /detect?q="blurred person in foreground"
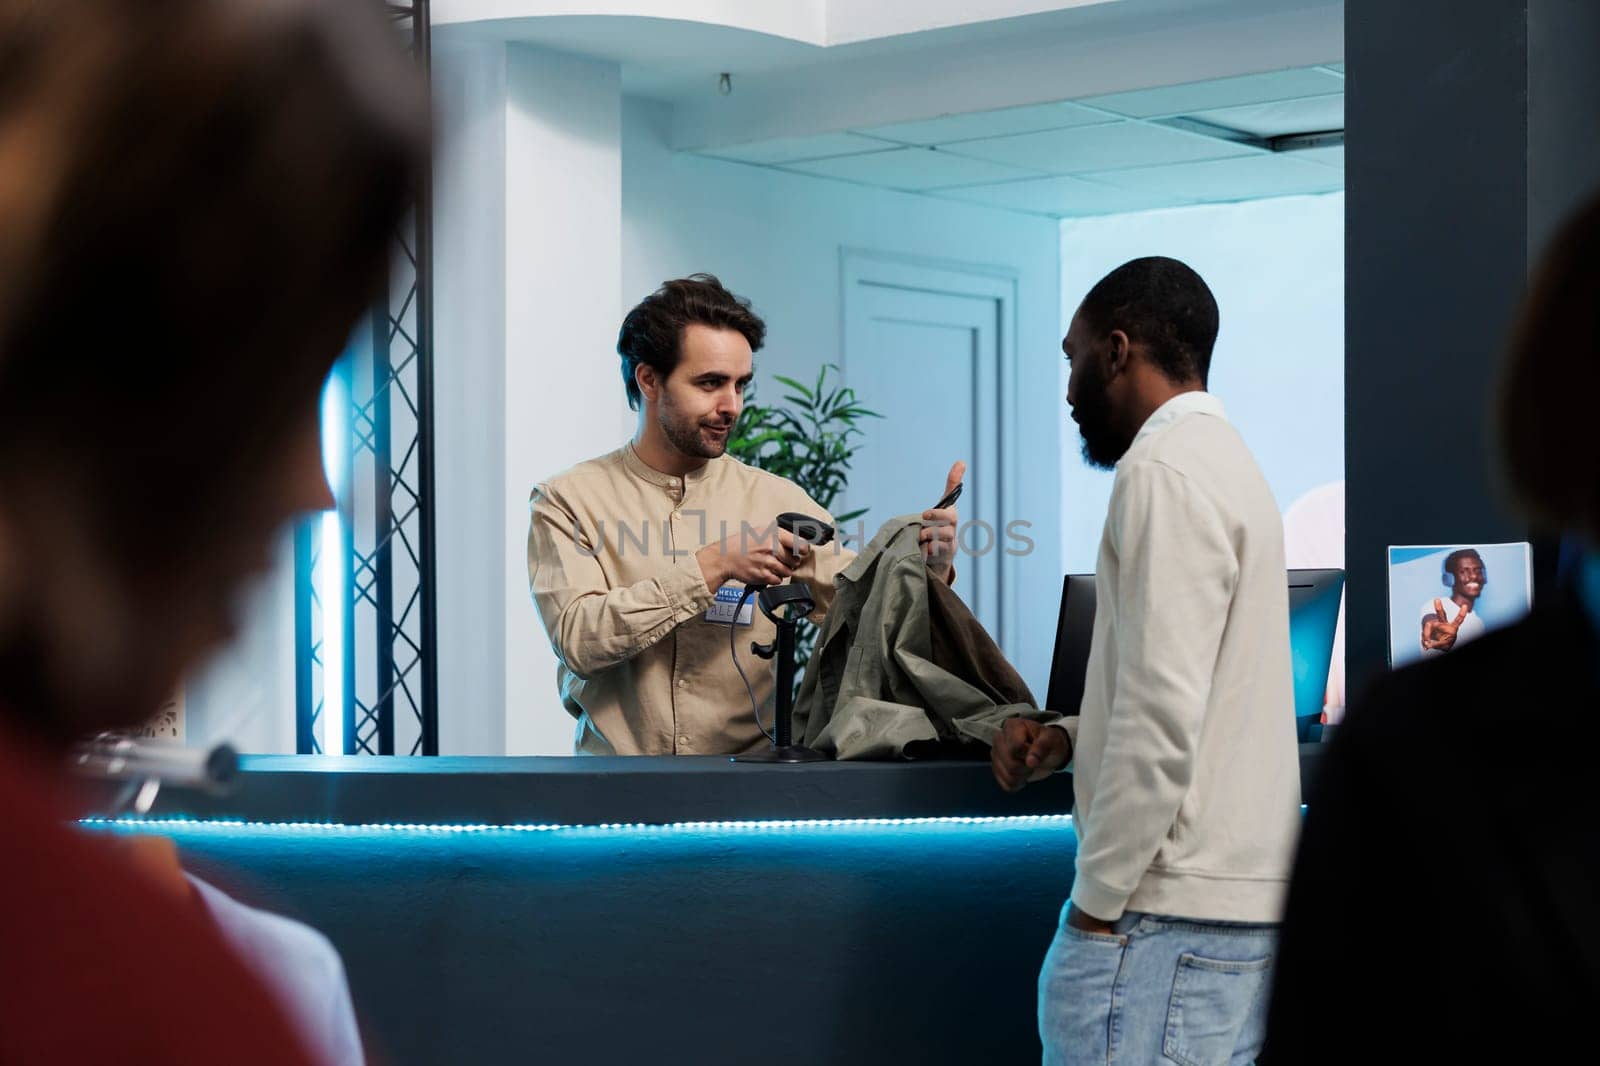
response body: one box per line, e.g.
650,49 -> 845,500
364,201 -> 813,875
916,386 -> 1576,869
1264,193 -> 1600,1061
0,0 -> 425,1060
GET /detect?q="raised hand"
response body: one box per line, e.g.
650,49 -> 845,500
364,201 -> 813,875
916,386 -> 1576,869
1421,597 -> 1471,651
920,460 -> 965,581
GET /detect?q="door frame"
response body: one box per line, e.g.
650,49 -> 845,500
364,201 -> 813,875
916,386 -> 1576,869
840,248 -> 1022,651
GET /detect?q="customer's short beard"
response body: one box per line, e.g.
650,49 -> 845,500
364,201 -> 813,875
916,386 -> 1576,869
658,395 -> 725,460
1071,361 -> 1126,471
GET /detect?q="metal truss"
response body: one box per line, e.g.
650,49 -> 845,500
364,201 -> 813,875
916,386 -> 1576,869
296,0 -> 436,756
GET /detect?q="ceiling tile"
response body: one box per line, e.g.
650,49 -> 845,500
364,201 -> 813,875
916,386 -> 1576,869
1188,94 -> 1344,138
779,147 -> 1043,190
1078,68 -> 1348,119
1083,153 -> 1344,201
857,101 -> 1111,146
946,121 -> 1255,175
935,175 -> 1189,217
703,132 -> 898,165
1291,144 -> 1344,170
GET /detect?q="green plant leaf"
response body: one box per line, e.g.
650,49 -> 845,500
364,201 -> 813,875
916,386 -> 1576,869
772,375 -> 811,397
735,362 -> 876,692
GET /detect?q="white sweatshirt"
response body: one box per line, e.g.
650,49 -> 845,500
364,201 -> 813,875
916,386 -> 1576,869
1061,391 -> 1301,923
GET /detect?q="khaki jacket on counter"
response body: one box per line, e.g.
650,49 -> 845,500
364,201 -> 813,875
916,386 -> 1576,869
793,516 -> 1059,760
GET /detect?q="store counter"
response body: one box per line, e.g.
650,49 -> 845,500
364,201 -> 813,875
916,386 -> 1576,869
85,748 -> 1322,1065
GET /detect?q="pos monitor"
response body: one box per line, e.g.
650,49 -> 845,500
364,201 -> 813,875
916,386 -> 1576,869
1045,569 -> 1345,743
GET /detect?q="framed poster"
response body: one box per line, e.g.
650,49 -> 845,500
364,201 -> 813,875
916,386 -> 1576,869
1387,543 -> 1532,668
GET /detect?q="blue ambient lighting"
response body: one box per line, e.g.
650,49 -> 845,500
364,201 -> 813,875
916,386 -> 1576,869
81,814 -> 1077,835
318,364 -> 350,756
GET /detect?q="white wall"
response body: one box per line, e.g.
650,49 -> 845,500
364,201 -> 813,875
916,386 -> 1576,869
433,0 -> 827,40
434,37 -> 630,755
1058,192 -> 1346,574
433,37 -> 511,756
827,0 -> 1109,44
432,0 -> 1100,43
503,46 -> 629,755
623,97 -> 1065,696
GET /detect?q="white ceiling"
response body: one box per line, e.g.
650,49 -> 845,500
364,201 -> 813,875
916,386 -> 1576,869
441,0 -> 1342,105
689,65 -> 1345,219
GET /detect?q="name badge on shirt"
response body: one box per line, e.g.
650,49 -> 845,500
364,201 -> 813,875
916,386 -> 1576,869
705,584 -> 756,626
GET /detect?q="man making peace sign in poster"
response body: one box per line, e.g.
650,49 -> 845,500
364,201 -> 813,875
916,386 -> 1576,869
1420,548 -> 1488,654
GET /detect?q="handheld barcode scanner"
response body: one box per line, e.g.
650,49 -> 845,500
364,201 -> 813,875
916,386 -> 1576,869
742,512 -> 834,614
732,512 -> 834,764
776,511 -> 835,548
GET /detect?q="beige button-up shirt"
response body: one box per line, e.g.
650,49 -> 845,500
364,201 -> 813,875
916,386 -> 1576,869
527,443 -> 854,755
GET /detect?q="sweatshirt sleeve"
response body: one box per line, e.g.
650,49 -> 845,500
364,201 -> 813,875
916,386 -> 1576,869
1069,459 -> 1239,922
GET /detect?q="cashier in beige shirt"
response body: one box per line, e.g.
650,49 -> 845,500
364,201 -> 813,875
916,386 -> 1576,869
527,274 -> 962,755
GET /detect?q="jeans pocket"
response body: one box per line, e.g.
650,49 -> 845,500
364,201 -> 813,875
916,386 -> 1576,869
1161,951 -> 1272,1066
1060,923 -> 1130,948
1040,924 -> 1130,1066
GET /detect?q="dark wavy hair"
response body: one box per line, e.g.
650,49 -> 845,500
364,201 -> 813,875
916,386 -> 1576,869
0,0 -> 426,736
617,274 -> 765,410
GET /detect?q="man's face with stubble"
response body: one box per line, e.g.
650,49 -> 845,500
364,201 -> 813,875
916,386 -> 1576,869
651,323 -> 753,461
1063,309 -> 1127,471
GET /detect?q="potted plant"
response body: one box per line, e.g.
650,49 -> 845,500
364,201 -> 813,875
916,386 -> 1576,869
727,363 -> 879,689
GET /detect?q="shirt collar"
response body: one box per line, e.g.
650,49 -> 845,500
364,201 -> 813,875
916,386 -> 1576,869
1125,390 -> 1227,455
621,441 -> 725,490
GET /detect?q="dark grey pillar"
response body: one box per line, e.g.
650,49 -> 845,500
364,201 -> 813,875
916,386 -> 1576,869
1528,0 -> 1600,263
1345,0 -> 1600,690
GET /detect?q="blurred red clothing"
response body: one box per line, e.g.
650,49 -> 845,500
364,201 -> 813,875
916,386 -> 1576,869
0,725 -> 314,1064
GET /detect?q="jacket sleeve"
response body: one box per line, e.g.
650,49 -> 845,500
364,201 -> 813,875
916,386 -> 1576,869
1069,459 -> 1238,922
526,483 -> 716,680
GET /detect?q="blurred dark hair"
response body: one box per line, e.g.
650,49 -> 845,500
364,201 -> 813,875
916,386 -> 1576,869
617,274 -> 765,410
0,0 -> 426,735
1078,256 -> 1219,385
1500,193 -> 1600,538
1443,548 -> 1484,574
0,0 -> 426,575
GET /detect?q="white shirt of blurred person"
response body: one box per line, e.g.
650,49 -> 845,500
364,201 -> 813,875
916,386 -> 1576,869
1419,549 -> 1488,655
527,275 -> 963,755
1282,480 -> 1346,722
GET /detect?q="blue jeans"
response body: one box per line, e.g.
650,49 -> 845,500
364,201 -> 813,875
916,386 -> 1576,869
1038,904 -> 1277,1066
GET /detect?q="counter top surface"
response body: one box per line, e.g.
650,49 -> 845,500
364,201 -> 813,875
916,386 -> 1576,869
89,746 -> 1323,827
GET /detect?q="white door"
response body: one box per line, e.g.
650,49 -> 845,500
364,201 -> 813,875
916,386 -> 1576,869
842,253 -> 1017,646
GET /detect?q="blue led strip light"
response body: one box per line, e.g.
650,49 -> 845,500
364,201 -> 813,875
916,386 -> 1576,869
79,814 -> 1077,835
